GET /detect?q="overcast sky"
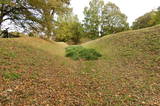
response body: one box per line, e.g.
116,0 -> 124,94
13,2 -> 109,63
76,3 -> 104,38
71,0 -> 160,25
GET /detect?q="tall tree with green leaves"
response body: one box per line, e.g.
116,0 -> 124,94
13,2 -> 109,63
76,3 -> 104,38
0,0 -> 28,30
55,13 -> 83,44
27,0 -> 71,38
83,0 -> 104,39
101,2 -> 129,35
83,0 -> 128,39
0,0 -> 70,38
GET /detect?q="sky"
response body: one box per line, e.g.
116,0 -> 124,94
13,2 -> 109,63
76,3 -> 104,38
71,0 -> 160,25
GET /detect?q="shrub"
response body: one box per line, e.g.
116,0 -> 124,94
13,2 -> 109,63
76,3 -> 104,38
65,46 -> 102,60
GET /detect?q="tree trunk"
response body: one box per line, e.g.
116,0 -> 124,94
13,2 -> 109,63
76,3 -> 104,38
0,18 -> 3,30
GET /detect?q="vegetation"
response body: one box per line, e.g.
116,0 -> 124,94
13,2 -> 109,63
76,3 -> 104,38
101,2 -> 129,35
154,7 -> 160,25
3,72 -> 21,80
0,25 -> 160,105
55,13 -> 83,44
0,0 -> 70,38
0,0 -> 160,105
132,7 -> 160,29
65,46 -> 102,60
132,11 -> 156,29
83,0 -> 104,39
83,0 -> 129,39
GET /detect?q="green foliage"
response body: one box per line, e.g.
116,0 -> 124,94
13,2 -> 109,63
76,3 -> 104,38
25,0 -> 71,38
65,46 -> 102,60
56,13 -> 83,44
101,2 -> 129,35
70,22 -> 84,44
0,0 -> 71,38
83,0 -> 129,39
132,6 -> 160,30
154,7 -> 160,25
83,0 -> 104,39
3,72 -> 21,80
132,11 -> 156,30
55,16 -> 73,42
0,0 -> 35,31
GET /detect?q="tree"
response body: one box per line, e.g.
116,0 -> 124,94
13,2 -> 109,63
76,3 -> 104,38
56,13 -> 83,44
132,11 -> 156,30
27,0 -> 71,38
0,0 -> 71,38
154,7 -> 160,25
83,0 -> 104,39
83,0 -> 128,39
0,0 -> 28,30
132,6 -> 160,30
101,2 -> 129,35
55,13 -> 83,44
70,21 -> 83,44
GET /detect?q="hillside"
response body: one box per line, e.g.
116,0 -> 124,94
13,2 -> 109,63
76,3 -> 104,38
0,25 -> 160,105
84,25 -> 160,72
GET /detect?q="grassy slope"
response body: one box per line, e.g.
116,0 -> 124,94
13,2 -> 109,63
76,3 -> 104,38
82,25 -> 160,105
0,25 -> 160,105
0,37 -> 76,105
84,25 -> 160,72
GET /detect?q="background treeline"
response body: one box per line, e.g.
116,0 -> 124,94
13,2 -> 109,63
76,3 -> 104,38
132,7 -> 160,30
0,0 -> 160,44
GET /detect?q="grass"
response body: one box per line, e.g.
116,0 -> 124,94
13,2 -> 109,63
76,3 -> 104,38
83,25 -> 160,71
2,72 -> 21,80
0,25 -> 160,105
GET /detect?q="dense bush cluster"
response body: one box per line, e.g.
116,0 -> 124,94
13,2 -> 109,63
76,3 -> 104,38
65,46 -> 102,60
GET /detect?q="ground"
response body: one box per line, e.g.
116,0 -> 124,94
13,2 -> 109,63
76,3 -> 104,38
0,25 -> 160,105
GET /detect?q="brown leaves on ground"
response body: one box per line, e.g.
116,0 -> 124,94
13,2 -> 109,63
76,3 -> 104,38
0,25 -> 160,105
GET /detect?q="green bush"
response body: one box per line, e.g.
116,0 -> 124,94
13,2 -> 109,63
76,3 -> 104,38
65,46 -> 102,60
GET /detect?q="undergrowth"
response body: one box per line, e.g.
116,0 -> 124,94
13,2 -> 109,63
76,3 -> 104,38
65,45 -> 102,60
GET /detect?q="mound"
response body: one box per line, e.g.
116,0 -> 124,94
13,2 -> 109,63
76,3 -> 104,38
0,25 -> 160,105
84,25 -> 160,72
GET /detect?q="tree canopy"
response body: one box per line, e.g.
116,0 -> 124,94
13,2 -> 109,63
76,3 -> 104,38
83,0 -> 104,39
55,13 -> 83,44
0,0 -> 71,38
83,0 -> 129,39
132,11 -> 156,30
132,7 -> 160,30
101,2 -> 129,35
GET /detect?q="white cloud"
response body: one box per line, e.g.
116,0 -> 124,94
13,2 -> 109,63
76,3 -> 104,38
71,0 -> 160,25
